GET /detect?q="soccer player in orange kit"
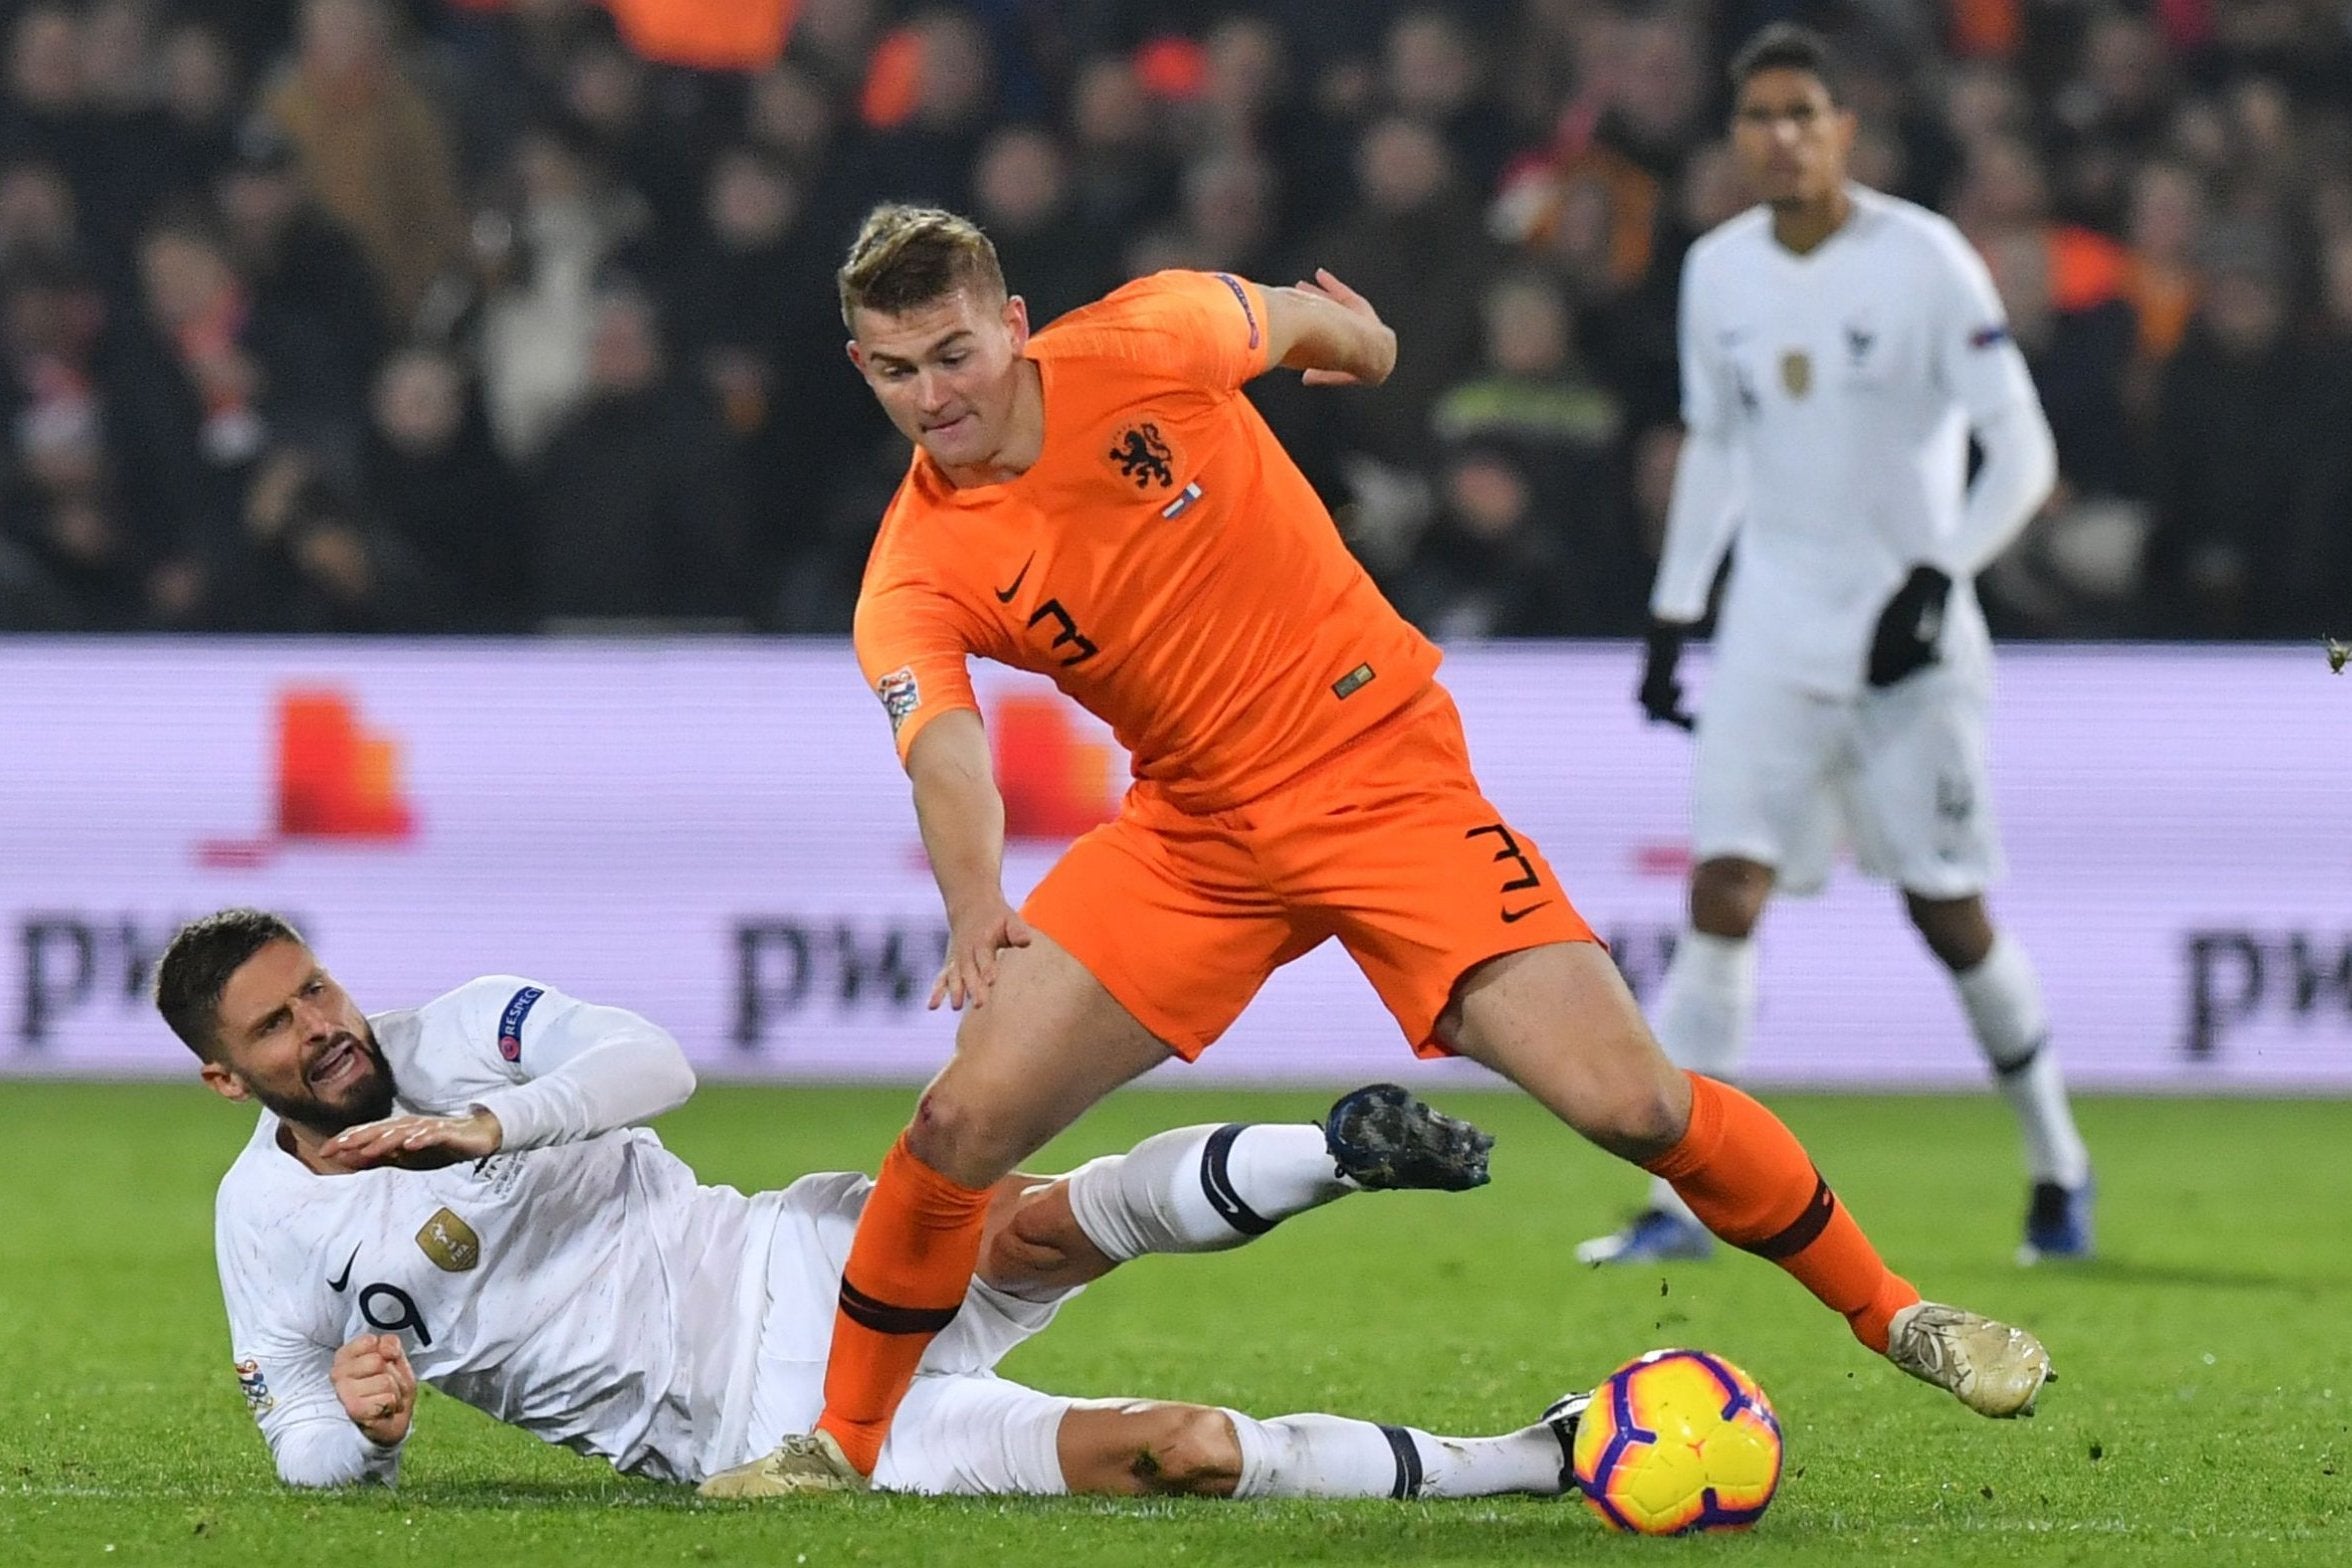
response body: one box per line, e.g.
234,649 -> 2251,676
700,205 -> 2054,1497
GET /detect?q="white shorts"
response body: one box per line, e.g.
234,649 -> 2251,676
731,1172 -> 1079,1496
1692,662 -> 2003,899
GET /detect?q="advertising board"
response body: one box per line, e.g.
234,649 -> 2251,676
4,641 -> 2345,1090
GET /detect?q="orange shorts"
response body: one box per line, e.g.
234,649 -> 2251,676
1021,685 -> 1598,1059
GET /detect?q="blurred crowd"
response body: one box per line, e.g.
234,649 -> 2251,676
0,0 -> 2346,639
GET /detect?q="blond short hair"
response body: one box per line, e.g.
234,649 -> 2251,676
837,203 -> 1006,330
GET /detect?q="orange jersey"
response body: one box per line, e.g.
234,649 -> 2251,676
854,270 -> 1442,811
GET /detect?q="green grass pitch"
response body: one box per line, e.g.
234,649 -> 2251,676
3,1082 -> 2346,1566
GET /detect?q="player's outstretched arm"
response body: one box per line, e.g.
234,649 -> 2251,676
906,709 -> 1031,1011
1261,269 -> 1397,388
323,990 -> 697,1168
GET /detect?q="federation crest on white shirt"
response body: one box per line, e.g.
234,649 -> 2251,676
1778,349 -> 1811,399
416,1207 -> 481,1272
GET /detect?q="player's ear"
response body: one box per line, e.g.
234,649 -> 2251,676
845,338 -> 868,376
1003,293 -> 1031,350
200,1059 -> 251,1103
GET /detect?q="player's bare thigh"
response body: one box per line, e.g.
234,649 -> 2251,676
906,930 -> 1176,1187
1435,942 -> 1691,1162
1056,1400 -> 1243,1496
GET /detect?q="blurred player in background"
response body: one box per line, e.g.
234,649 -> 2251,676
164,908 -> 1604,1503
1584,26 -> 2094,1270
739,202 -> 2055,1494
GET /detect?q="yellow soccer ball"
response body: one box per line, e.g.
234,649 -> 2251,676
1571,1348 -> 1785,1534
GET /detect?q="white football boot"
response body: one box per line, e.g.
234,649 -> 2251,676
1885,1301 -> 2054,1418
697,1430 -> 870,1498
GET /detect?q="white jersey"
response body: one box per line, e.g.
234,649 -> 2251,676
1660,186 -> 2044,696
215,977 -> 796,1486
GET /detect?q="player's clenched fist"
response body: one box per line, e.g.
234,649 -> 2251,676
331,1333 -> 417,1445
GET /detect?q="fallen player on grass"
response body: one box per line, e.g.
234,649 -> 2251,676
163,908 -> 1588,1500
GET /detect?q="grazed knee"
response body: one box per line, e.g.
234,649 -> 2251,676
904,1079 -> 1028,1187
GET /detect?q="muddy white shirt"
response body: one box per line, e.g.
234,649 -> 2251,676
213,976 -> 790,1487
1652,185 -> 2053,696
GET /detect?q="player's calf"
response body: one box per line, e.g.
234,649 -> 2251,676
979,1178 -> 1112,1296
1059,1401 -> 1244,1497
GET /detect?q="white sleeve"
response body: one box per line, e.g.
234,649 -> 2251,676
1926,229 -> 2056,574
1652,429 -> 1744,623
1651,253 -> 1746,622
1946,400 -> 2056,576
1655,251 -> 1749,620
1675,245 -> 1740,443
461,981 -> 697,1151
218,1214 -> 402,1488
1929,227 -> 2042,427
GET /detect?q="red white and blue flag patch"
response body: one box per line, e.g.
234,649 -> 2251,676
878,667 -> 920,733
234,1357 -> 274,1418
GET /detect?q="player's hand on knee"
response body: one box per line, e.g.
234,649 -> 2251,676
931,900 -> 1034,1011
1638,619 -> 1697,730
1867,565 -> 1953,687
320,1109 -> 504,1171
331,1333 -> 416,1446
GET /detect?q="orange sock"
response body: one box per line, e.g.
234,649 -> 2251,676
1643,1073 -> 1921,1353
815,1133 -> 995,1474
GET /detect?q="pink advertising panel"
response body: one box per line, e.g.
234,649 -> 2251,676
3,640 -> 2345,1090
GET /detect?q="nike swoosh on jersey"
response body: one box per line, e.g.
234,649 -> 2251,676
993,553 -> 1037,603
328,1244 -> 360,1293
1501,901 -> 1552,924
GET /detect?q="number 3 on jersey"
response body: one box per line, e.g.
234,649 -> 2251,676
1027,598 -> 1098,667
1466,821 -> 1552,925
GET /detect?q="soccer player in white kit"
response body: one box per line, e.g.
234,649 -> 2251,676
160,909 -> 1592,1501
1580,25 -> 2095,1269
